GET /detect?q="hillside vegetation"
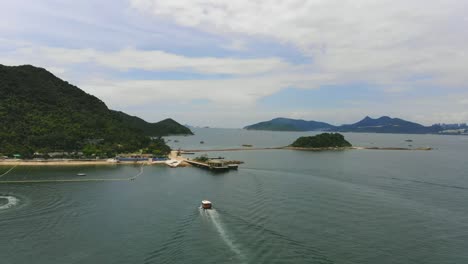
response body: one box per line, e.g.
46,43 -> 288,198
291,133 -> 352,148
112,111 -> 193,137
0,64 -> 190,158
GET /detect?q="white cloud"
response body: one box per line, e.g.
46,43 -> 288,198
79,72 -> 332,108
222,39 -> 248,51
3,45 -> 291,76
130,0 -> 468,87
3,1 -> 468,126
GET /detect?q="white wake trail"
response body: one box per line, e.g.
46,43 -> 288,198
0,195 -> 19,210
0,165 -> 18,178
205,209 -> 246,262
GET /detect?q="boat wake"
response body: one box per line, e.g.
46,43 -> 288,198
0,195 -> 19,210
201,208 -> 246,262
0,165 -> 18,178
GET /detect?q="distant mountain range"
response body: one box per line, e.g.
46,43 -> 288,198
244,116 -> 445,134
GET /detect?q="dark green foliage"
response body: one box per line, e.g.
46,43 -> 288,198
144,138 -> 171,157
112,111 -> 193,137
291,133 -> 352,148
194,154 -> 209,162
0,64 -> 172,158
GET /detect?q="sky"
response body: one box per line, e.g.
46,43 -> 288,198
1,0 -> 468,127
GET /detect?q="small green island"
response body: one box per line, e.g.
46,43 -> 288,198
290,133 -> 352,149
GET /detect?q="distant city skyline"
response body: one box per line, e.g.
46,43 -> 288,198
1,0 -> 468,127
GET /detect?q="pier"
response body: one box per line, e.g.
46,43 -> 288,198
183,159 -> 230,172
180,147 -> 285,152
185,160 -> 211,168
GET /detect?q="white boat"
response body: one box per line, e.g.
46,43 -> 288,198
201,200 -> 212,209
77,173 -> 86,176
165,159 -> 181,168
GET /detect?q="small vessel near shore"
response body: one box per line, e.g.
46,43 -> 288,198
165,160 -> 181,168
207,160 -> 229,171
242,144 -> 253,147
201,200 -> 212,209
77,173 -> 86,176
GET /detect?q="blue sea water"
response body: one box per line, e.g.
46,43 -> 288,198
1,128 -> 468,263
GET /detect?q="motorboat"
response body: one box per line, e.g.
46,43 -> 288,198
201,200 -> 212,209
165,160 -> 181,168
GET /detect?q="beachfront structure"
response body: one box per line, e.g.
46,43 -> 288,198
116,153 -> 152,162
116,153 -> 168,162
206,160 -> 230,171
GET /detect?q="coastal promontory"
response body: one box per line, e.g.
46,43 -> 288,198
0,64 -> 192,158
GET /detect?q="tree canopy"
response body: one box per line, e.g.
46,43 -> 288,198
0,64 -> 183,158
290,133 -> 352,148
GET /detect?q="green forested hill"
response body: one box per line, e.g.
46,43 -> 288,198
0,64 -> 188,157
291,133 -> 352,148
111,111 -> 193,137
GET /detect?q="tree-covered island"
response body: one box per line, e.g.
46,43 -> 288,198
290,133 -> 352,149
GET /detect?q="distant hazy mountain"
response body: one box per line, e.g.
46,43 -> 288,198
245,116 -> 443,134
334,116 -> 441,134
244,118 -> 335,131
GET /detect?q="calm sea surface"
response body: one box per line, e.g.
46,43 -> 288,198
1,128 -> 468,263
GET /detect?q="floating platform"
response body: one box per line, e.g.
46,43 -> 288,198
185,160 -> 230,172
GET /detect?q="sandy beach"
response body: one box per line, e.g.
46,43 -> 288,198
0,146 -> 432,167
0,160 -> 117,166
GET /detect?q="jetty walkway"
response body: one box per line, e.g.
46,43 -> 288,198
184,160 -> 211,169
181,147 -> 285,152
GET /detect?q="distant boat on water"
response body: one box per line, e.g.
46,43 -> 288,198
242,144 -> 253,147
200,141 -> 205,144
201,200 -> 212,209
165,160 -> 181,168
77,173 -> 86,176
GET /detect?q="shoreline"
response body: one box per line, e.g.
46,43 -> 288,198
0,160 -> 165,166
0,146 -> 432,166
285,146 -> 432,151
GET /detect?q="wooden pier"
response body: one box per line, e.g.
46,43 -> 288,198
184,160 -> 230,172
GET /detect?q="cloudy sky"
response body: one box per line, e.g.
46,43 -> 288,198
1,0 -> 468,127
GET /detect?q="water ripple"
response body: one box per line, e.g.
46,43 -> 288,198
143,209 -> 198,264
